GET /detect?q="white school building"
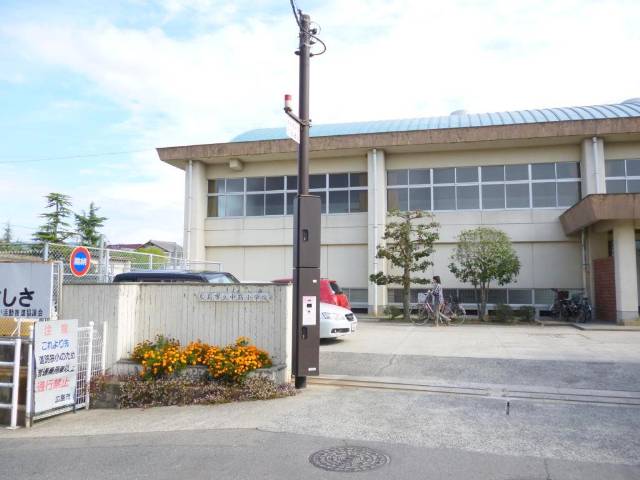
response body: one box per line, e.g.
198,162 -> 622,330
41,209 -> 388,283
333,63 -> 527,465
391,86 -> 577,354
158,99 -> 640,323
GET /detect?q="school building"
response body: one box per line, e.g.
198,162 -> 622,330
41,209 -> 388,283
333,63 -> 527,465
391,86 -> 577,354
158,98 -> 640,323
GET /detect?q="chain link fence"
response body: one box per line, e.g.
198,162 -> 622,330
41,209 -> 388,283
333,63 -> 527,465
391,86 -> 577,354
0,242 -> 221,284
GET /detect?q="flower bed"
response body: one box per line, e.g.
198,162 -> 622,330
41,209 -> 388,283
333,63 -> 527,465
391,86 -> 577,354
132,336 -> 272,383
91,375 -> 296,409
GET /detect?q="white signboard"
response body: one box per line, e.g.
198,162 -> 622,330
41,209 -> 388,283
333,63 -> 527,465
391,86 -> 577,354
0,262 -> 53,319
34,319 -> 78,414
286,116 -> 300,144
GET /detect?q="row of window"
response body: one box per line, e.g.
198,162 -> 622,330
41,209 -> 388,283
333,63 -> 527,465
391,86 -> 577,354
605,159 -> 640,194
387,288 -> 575,306
206,162 -> 583,217
388,162 -> 581,211
207,173 -> 368,217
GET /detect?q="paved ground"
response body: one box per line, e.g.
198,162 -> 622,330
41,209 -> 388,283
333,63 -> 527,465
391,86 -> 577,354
2,323 -> 638,479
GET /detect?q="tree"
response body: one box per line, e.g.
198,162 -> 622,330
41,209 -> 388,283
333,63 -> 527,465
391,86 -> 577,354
1,221 -> 12,243
448,227 -> 521,320
369,210 -> 440,322
33,193 -> 73,243
75,202 -> 107,247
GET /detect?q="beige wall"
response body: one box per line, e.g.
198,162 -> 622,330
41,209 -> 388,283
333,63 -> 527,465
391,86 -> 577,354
386,144 -> 580,169
605,141 -> 640,160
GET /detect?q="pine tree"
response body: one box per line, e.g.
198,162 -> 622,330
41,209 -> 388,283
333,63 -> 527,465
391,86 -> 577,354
75,202 -> 107,247
1,221 -> 12,243
369,210 -> 440,322
33,193 -> 73,243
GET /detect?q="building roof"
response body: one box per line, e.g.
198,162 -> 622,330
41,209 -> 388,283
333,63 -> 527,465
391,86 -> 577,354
231,100 -> 640,143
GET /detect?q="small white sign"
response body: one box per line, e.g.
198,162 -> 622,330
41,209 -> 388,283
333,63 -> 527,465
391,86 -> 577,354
0,263 -> 53,319
302,295 -> 317,326
34,319 -> 78,414
286,116 -> 300,144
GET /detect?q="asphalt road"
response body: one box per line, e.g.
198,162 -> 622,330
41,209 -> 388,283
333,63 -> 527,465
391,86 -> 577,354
2,428 -> 639,480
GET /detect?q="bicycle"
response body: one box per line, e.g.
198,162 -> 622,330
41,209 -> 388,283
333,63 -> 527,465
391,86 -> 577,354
414,292 -> 465,326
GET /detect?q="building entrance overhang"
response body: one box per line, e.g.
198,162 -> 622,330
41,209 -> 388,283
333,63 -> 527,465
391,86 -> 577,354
560,193 -> 640,235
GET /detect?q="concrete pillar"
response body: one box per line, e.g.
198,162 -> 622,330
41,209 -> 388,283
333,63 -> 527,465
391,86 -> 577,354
367,148 -> 387,315
612,221 -> 638,323
580,137 -> 605,196
183,160 -> 207,265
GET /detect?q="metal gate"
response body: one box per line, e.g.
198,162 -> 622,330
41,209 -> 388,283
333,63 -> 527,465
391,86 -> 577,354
75,321 -> 106,409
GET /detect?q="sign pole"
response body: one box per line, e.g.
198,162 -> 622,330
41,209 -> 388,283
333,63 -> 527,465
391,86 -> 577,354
285,9 -> 322,389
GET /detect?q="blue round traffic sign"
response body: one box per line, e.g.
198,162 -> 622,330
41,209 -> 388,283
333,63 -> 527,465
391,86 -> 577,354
69,246 -> 92,277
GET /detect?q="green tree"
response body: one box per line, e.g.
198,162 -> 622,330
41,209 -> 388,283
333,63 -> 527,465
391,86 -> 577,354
33,193 -> 73,243
75,202 -> 107,247
448,227 -> 521,320
1,221 -> 12,243
369,210 -> 440,322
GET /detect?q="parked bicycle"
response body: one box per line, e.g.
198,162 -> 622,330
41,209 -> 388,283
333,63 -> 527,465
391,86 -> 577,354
414,291 -> 467,326
550,289 -> 592,323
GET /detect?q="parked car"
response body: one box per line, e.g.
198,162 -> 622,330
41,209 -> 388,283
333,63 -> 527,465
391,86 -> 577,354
272,278 -> 351,309
320,302 -> 357,339
112,270 -> 240,284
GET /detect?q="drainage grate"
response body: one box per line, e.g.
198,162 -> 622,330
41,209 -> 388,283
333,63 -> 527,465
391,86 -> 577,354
309,446 -> 390,472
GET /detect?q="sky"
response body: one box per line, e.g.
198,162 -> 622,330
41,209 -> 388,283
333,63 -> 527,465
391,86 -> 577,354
1,0 -> 639,245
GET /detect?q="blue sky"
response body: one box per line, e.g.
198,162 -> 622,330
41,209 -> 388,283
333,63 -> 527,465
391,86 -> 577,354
1,0 -> 639,244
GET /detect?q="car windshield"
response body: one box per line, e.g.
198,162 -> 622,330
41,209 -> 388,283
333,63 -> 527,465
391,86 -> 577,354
329,281 -> 343,294
203,272 -> 239,284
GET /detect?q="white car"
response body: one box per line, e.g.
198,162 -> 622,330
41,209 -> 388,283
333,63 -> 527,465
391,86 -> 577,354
320,302 -> 357,339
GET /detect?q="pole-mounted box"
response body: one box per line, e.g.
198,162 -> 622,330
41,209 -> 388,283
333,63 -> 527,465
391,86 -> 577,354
293,195 -> 321,268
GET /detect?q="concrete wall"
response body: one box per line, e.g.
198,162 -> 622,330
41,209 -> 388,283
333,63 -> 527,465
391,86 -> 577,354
60,283 -> 293,379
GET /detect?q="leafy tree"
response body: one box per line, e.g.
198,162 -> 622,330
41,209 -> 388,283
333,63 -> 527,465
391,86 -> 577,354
369,210 -> 440,322
75,202 -> 107,247
448,227 -> 521,320
1,221 -> 12,243
34,193 -> 73,243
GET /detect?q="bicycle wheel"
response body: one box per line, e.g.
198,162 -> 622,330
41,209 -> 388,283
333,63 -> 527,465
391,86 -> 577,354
450,305 -> 466,326
412,305 -> 428,325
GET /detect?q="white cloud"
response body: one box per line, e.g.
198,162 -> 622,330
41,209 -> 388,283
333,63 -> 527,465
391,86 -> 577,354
1,0 -> 639,243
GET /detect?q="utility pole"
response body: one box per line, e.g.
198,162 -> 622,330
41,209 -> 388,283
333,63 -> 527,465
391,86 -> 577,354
285,9 -> 322,389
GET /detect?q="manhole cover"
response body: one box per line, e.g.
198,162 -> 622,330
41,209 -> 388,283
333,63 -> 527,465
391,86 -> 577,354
309,446 -> 390,472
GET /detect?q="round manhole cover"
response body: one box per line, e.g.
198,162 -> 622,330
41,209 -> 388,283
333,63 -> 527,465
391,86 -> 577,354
309,446 -> 390,472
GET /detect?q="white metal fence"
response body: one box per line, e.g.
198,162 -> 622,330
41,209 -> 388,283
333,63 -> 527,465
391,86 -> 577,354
0,242 -> 222,284
74,321 -> 106,410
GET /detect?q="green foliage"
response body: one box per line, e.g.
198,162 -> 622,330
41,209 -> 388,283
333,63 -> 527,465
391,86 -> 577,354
383,305 -> 403,320
135,246 -> 169,268
117,376 -> 296,408
493,303 -> 515,323
75,202 -> 107,247
34,193 -> 74,243
516,305 -> 536,323
448,227 -> 520,320
369,209 -> 440,322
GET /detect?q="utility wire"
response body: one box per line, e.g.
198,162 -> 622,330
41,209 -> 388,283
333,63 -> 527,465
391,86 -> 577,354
0,148 -> 155,165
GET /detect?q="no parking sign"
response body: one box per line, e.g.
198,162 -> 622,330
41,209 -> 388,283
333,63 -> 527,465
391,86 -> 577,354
69,246 -> 91,277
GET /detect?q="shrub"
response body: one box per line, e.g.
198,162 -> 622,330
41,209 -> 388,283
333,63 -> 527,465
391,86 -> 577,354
383,305 -> 403,320
119,375 -> 295,408
516,305 -> 536,323
493,303 -> 515,323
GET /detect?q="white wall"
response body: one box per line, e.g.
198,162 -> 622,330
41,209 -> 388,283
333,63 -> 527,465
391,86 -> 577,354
61,283 -> 293,380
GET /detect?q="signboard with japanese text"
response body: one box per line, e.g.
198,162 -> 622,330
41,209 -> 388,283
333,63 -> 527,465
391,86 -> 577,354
0,262 -> 53,319
34,319 -> 78,414
286,116 -> 300,144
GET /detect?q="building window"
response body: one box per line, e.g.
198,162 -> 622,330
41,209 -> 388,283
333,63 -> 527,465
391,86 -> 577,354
207,173 -> 367,217
605,159 -> 640,193
387,162 -> 581,213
